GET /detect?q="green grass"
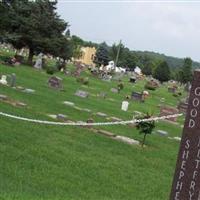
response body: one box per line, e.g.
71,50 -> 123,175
0,54 -> 187,199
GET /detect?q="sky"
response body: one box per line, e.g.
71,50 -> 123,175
57,1 -> 200,62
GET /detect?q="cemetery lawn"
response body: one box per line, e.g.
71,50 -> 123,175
0,62 -> 186,200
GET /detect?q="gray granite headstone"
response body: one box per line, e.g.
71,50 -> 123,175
131,92 -> 144,102
75,90 -> 89,98
110,88 -> 118,93
7,73 -> 16,87
168,87 -> 176,93
99,92 -> 107,99
170,70 -> 200,200
48,76 -> 63,90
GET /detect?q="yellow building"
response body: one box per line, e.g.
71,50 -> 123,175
76,47 -> 96,67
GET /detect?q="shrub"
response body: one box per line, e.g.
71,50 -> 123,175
118,82 -> 124,90
172,93 -> 179,97
46,66 -> 57,75
14,55 -> 24,63
76,77 -> 89,85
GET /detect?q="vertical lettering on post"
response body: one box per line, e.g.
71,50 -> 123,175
170,70 -> 200,200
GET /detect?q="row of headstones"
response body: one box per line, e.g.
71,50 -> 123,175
48,76 -> 188,117
1,74 -> 183,117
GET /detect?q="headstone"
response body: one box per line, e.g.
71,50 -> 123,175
173,137 -> 181,141
107,117 -> 122,122
177,101 -> 188,114
23,88 -> 35,94
111,88 -> 118,93
121,101 -> 129,111
64,70 -> 70,76
130,76 -> 136,83
115,135 -> 140,145
63,101 -> 75,106
170,69 -> 200,200
87,118 -> 94,123
83,108 -> 91,113
159,106 -> 179,122
156,130 -> 168,136
0,75 -> 7,85
146,79 -> 159,89
74,106 -> 82,111
48,114 -> 57,119
168,87 -> 177,93
75,90 -> 89,98
0,94 -> 8,100
160,98 -> 165,103
16,102 -> 27,107
99,92 -> 107,99
73,62 -> 84,77
101,74 -> 112,82
48,76 -> 63,90
34,53 -> 43,69
96,112 -> 107,117
7,73 -> 16,87
185,82 -> 191,92
57,114 -> 68,121
16,86 -> 25,90
131,92 -> 144,102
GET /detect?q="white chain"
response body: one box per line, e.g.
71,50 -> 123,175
0,112 -> 183,126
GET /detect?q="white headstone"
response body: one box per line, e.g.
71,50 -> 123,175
0,75 -> 7,85
34,53 -> 43,69
121,101 -> 129,111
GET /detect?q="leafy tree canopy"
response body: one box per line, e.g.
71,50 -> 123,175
1,0 -> 70,64
153,61 -> 171,82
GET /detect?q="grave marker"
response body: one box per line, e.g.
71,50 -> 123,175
99,92 -> 107,99
168,87 -> 177,93
48,76 -> 63,90
121,101 -> 129,111
111,88 -> 118,93
0,75 -> 7,85
177,101 -> 188,114
160,106 -> 179,122
75,90 -> 89,98
131,92 -> 144,102
34,53 -> 43,69
170,70 -> 200,200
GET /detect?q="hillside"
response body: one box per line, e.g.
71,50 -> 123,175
0,49 -> 187,200
134,50 -> 200,69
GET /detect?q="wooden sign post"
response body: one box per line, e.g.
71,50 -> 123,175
170,70 -> 200,200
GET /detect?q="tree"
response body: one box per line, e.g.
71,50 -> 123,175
109,42 -> 124,63
71,35 -> 84,47
142,64 -> 152,76
2,0 -> 69,65
94,42 -> 109,66
121,51 -> 137,68
136,113 -> 155,147
65,29 -> 71,38
71,35 -> 83,59
153,61 -> 171,82
108,44 -> 138,68
180,58 -> 193,84
0,1 -> 13,42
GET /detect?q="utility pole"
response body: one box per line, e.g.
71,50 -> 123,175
115,39 -> 122,69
